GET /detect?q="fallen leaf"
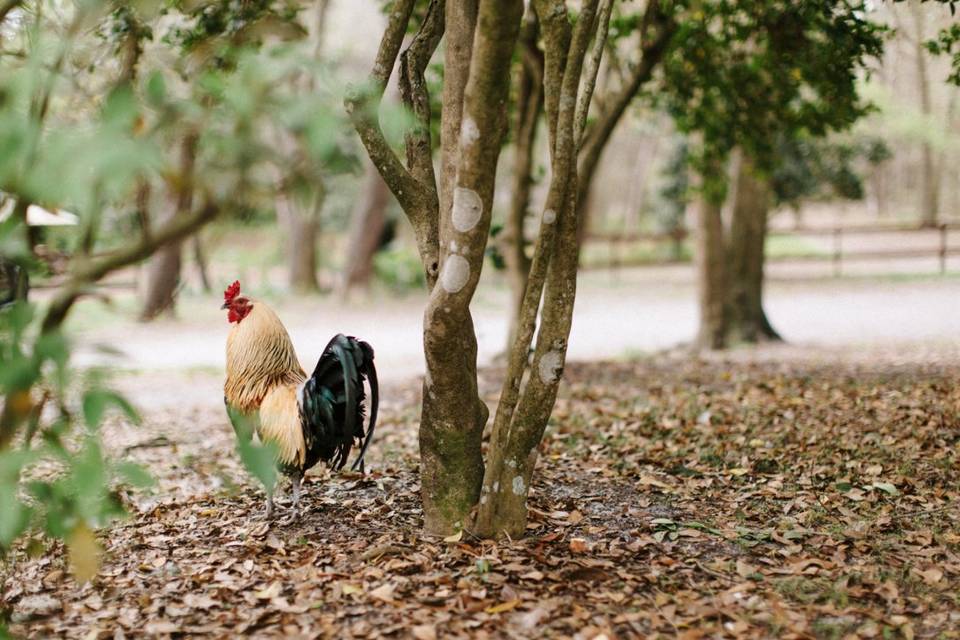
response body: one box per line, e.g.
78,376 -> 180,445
369,582 -> 396,603
485,599 -> 521,614
569,538 -> 589,553
254,581 -> 282,600
412,624 -> 437,640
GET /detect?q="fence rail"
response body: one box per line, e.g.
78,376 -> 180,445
584,222 -> 960,276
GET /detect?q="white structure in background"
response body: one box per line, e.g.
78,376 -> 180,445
0,195 -> 79,227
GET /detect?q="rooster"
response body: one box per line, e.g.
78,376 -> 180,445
221,281 -> 378,521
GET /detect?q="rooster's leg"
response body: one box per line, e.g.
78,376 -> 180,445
263,493 -> 275,520
279,473 -> 302,525
291,473 -> 302,514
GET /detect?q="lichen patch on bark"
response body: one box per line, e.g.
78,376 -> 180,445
460,116 -> 480,148
440,254 -> 470,293
538,350 -> 564,384
451,187 -> 482,232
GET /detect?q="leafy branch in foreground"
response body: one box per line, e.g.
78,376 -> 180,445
0,0 -> 354,578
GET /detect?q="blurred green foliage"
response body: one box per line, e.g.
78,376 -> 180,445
0,301 -> 152,578
662,0 -> 886,195
772,135 -> 890,208
0,0 -> 362,581
374,246 -> 427,291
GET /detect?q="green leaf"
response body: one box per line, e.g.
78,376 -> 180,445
871,482 -> 899,496
145,71 -> 167,107
102,86 -> 139,130
114,462 -> 154,488
82,389 -> 141,429
237,438 -> 278,495
0,450 -> 36,548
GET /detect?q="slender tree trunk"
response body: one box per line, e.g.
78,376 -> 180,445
912,2 -> 939,227
341,162 -> 391,293
694,158 -> 728,350
728,154 -> 779,343
473,0 -> 607,538
503,12 -> 542,351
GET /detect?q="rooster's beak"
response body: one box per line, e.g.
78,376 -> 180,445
220,302 -> 229,310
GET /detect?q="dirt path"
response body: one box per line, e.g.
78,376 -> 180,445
68,270 -> 960,412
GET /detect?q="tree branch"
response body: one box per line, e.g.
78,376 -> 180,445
578,0 -> 675,195
344,0 -> 432,228
437,0 -> 479,253
533,0 -> 572,154
574,0 -> 614,146
41,199 -> 218,334
503,10 -> 544,287
399,0 -> 444,190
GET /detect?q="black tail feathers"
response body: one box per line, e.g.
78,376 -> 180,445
306,334 -> 378,473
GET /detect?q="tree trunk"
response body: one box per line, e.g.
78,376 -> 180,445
140,132 -> 197,321
278,188 -> 323,293
727,154 -> 780,343
694,158 -> 728,350
472,0 -> 606,539
192,235 -> 212,293
350,0 -> 616,539
503,12 -> 542,351
912,2 -> 939,227
341,162 -> 391,293
140,237 -> 182,320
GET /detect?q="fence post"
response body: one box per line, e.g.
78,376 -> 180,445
832,227 -> 842,277
939,223 -> 947,275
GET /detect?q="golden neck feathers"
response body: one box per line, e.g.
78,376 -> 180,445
224,301 -> 306,413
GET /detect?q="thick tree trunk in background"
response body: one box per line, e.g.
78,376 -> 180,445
288,213 -> 321,292
912,2 -> 940,227
341,163 -> 391,293
278,189 -> 324,293
140,237 -> 182,320
728,155 -> 780,343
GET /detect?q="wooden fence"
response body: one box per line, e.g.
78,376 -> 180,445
584,222 -> 960,276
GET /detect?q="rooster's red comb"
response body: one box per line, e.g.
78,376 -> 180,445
224,280 -> 241,303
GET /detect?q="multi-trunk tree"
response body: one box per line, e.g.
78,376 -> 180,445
349,0 -> 629,537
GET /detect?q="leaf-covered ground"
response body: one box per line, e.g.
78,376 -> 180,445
3,349 -> 959,639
